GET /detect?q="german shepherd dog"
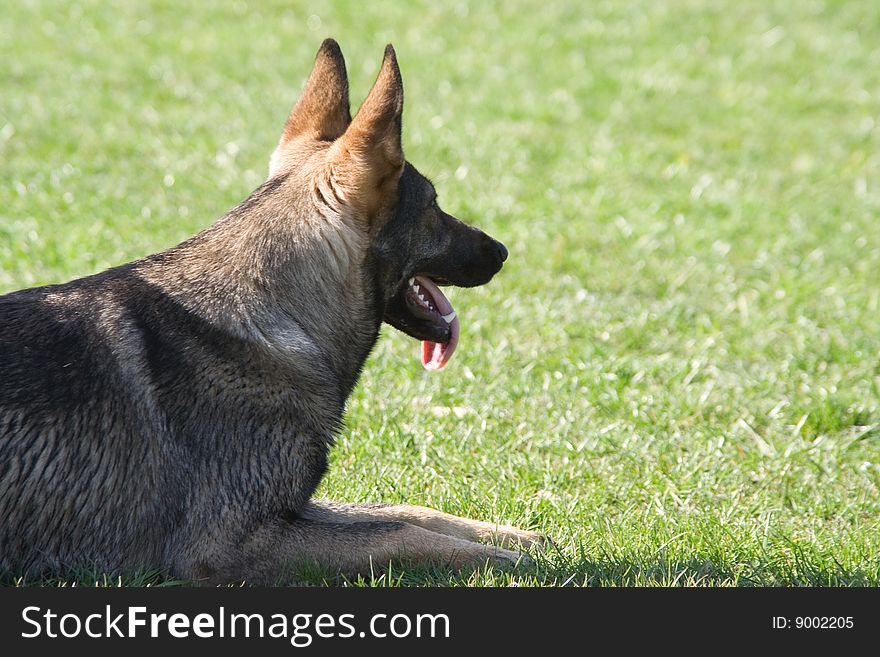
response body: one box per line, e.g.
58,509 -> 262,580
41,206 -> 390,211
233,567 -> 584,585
0,40 -> 542,584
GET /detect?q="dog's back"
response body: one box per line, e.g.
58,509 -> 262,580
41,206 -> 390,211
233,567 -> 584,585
0,270 -> 176,573
0,261 -> 339,576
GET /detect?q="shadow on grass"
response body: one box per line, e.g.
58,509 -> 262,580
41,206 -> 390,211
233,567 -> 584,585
292,555 -> 880,587
4,550 -> 877,587
0,569 -> 188,588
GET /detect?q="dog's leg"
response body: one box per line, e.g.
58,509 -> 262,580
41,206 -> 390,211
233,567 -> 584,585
207,516 -> 530,584
301,500 -> 546,549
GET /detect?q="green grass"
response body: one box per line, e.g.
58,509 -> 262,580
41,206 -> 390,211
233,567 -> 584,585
2,0 -> 879,586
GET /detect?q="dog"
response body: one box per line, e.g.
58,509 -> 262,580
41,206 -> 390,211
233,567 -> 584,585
0,40 -> 542,584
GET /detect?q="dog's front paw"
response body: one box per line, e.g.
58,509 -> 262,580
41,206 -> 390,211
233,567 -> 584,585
491,547 -> 534,568
527,531 -> 559,552
493,526 -> 553,552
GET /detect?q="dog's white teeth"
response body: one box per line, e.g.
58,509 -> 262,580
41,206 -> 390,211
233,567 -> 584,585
418,293 -> 425,302
413,284 -> 420,294
442,311 -> 457,324
408,278 -> 414,286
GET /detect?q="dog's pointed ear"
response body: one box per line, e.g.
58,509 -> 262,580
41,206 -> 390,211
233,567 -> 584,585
328,45 -> 404,217
341,44 -> 404,168
280,38 -> 351,143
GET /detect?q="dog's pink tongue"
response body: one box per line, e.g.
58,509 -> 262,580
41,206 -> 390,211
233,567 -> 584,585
415,276 -> 459,371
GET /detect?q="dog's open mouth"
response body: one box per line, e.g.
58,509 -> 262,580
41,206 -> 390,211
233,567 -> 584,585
407,276 -> 459,370
385,275 -> 460,370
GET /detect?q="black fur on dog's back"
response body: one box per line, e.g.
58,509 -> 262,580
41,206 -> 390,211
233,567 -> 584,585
0,262 -> 339,575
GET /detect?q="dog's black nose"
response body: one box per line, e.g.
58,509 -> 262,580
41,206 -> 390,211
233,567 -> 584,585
495,240 -> 509,262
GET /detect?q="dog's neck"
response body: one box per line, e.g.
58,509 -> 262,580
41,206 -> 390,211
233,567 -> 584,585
136,177 -> 383,394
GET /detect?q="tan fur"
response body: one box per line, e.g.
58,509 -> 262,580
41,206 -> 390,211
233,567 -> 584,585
327,45 -> 405,220
272,44 -> 405,222
278,40 -> 351,145
147,44 -> 409,353
205,516 -> 529,585
139,146 -> 370,354
302,501 -> 545,549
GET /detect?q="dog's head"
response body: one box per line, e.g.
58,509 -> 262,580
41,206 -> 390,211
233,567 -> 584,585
268,39 -> 507,370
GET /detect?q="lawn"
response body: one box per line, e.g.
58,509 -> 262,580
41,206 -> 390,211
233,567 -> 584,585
1,0 -> 879,586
